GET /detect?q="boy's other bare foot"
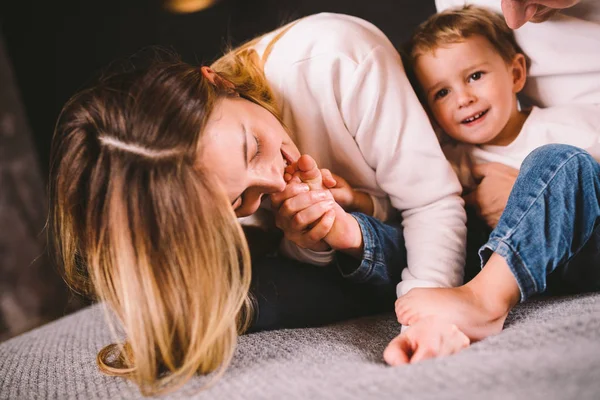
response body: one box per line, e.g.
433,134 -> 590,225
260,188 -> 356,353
395,254 -> 521,341
395,286 -> 506,341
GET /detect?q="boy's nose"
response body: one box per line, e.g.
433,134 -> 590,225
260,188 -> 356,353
457,89 -> 476,108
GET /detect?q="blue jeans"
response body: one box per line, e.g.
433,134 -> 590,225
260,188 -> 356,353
248,213 -> 407,332
479,144 -> 600,302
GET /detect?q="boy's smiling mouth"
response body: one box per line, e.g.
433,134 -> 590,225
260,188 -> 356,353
461,109 -> 489,124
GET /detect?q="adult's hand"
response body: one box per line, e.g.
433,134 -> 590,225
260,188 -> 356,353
271,177 -> 336,251
274,154 -> 364,255
463,163 -> 519,229
501,0 -> 581,29
383,317 -> 470,366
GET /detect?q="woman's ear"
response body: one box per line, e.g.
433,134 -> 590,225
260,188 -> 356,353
511,53 -> 527,94
200,66 -> 236,93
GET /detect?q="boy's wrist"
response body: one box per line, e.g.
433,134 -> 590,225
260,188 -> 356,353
329,212 -> 364,259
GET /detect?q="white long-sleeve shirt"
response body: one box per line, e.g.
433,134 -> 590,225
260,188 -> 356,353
445,105 -> 600,189
250,13 -> 467,296
435,0 -> 600,108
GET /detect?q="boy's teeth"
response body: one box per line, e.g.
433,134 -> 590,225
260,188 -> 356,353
464,111 -> 485,123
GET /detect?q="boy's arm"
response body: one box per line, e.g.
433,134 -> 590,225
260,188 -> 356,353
334,212 -> 405,287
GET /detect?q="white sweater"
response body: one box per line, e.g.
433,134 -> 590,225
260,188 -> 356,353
445,105 -> 600,189
251,13 -> 467,297
435,0 -> 600,108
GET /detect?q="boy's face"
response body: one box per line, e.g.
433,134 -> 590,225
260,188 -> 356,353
414,35 -> 526,146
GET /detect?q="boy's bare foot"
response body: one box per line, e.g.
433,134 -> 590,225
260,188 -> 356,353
395,253 -> 521,341
285,154 -> 323,190
395,285 -> 506,341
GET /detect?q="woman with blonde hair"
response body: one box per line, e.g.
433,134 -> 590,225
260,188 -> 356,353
49,13 -> 469,395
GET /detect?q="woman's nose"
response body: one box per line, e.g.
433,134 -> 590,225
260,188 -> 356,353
237,169 -> 285,217
253,164 -> 286,195
266,164 -> 286,193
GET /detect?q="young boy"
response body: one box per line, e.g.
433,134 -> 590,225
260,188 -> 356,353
393,5 -> 600,342
408,5 -> 600,191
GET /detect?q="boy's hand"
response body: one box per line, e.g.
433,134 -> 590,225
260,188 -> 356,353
321,171 -> 374,216
383,317 -> 470,366
464,163 -> 518,229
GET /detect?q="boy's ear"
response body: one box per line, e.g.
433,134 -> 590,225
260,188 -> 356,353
200,66 -> 237,93
510,53 -> 527,93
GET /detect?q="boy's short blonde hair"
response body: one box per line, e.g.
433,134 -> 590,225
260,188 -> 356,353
407,5 -> 530,70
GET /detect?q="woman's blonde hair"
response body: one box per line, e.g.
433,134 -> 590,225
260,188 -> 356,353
49,40 -> 283,395
407,5 -> 530,73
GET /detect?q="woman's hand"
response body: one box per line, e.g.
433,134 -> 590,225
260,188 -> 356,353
322,204 -> 364,258
273,154 -> 364,256
501,0 -> 581,29
277,176 -> 363,257
383,317 -> 470,366
271,177 -> 337,251
464,163 -> 519,229
271,175 -> 363,256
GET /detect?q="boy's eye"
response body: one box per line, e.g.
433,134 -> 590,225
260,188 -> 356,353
468,71 -> 483,82
434,88 -> 449,100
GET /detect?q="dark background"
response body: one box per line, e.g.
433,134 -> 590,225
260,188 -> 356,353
1,0 -> 434,175
0,0 -> 435,340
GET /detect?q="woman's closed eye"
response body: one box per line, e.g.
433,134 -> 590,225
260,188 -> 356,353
231,134 -> 261,214
251,135 -> 262,161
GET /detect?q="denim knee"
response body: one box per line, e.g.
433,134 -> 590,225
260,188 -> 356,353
521,144 -> 594,177
483,143 -> 600,301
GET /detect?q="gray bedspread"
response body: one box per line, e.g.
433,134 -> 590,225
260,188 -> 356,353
1,293 -> 599,399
